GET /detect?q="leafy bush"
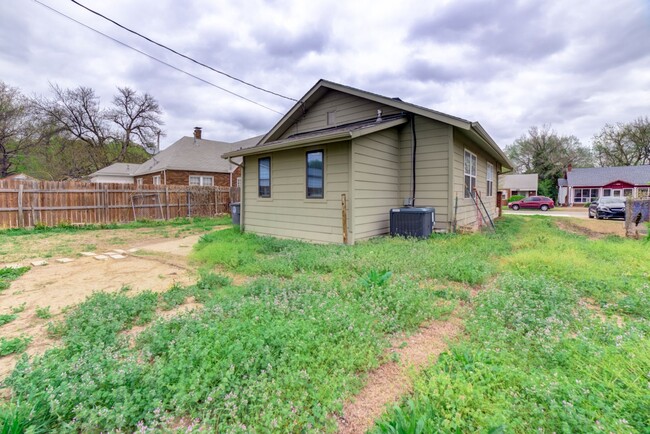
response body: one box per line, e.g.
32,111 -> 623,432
507,194 -> 525,203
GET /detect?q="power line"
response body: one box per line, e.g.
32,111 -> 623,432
70,0 -> 298,102
32,0 -> 285,115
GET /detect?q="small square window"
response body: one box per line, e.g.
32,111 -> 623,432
152,175 -> 161,185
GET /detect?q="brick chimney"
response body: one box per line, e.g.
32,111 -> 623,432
567,163 -> 572,172
193,127 -> 202,140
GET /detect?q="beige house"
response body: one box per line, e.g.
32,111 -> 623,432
499,173 -> 538,199
223,80 -> 512,244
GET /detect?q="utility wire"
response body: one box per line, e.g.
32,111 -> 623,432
32,0 -> 285,115
70,0 -> 298,102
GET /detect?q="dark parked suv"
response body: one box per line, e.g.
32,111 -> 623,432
508,196 -> 555,211
588,197 -> 626,219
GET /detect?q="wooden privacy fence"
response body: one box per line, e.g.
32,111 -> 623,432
0,180 -> 238,229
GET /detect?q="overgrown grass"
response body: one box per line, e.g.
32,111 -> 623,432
0,267 -> 30,292
4,268 -> 456,431
374,217 -> 650,433
192,219 -> 518,284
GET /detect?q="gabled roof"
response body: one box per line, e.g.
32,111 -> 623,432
223,79 -> 512,169
89,163 -> 139,177
567,165 -> 650,187
224,114 -> 408,157
500,173 -> 538,190
136,135 -> 262,176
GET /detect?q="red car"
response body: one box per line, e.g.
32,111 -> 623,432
508,196 -> 555,211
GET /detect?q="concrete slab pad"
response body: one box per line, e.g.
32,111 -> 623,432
127,248 -> 139,253
56,258 -> 74,264
30,260 -> 48,266
109,254 -> 126,260
79,252 -> 96,257
94,255 -> 109,260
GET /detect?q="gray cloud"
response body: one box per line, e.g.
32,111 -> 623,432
409,0 -> 567,61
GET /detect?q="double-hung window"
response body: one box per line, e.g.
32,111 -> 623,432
152,175 -> 161,185
486,162 -> 494,197
258,157 -> 271,198
464,150 -> 477,198
306,150 -> 324,199
189,176 -> 213,186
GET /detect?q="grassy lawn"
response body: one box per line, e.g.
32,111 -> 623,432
374,217 -> 650,433
1,216 -> 648,432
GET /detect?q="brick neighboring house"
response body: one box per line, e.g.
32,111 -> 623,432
133,128 -> 261,187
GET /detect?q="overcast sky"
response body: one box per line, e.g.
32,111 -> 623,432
1,0 -> 649,150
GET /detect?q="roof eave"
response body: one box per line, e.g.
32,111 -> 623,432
222,117 -> 408,159
223,131 -> 351,158
469,122 -> 513,170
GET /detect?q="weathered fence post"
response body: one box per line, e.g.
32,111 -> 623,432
165,187 -> 170,220
17,184 -> 25,228
103,185 -> 109,223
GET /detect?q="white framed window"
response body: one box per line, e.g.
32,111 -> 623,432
189,176 -> 213,186
306,150 -> 324,199
464,149 -> 477,198
258,157 -> 271,197
152,175 -> 161,185
236,177 -> 241,188
486,162 -> 494,197
603,188 -> 612,196
623,188 -> 633,197
573,188 -> 599,203
637,187 -> 649,198
136,178 -> 143,186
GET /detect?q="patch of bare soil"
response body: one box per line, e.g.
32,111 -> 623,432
337,316 -> 464,434
556,218 -> 625,239
0,231 -> 218,385
579,298 -> 625,327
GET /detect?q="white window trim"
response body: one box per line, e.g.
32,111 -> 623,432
464,149 -> 477,198
152,175 -> 161,185
486,162 -> 494,197
188,175 -> 213,186
136,178 -> 143,186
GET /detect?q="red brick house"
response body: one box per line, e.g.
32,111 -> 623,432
133,128 -> 260,187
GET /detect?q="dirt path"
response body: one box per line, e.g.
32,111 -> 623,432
555,218 -> 625,238
337,316 -> 464,434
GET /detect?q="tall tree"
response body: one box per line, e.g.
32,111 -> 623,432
506,125 -> 593,199
109,87 -> 163,160
0,82 -> 37,178
593,116 -> 650,166
33,84 -> 163,172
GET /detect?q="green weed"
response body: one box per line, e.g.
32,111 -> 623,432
35,306 -> 52,320
0,267 -> 30,292
0,314 -> 18,327
0,336 -> 31,356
